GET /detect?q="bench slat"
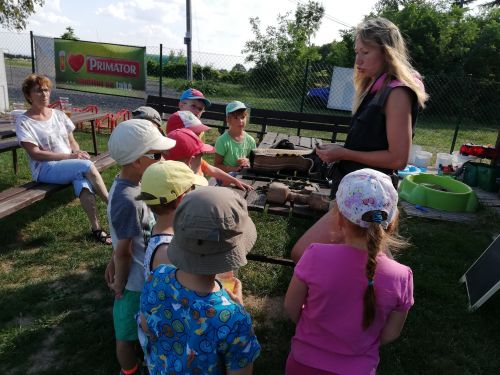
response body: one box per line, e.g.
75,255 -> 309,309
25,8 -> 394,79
0,152 -> 116,220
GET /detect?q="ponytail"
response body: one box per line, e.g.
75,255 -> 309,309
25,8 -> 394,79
362,222 -> 383,330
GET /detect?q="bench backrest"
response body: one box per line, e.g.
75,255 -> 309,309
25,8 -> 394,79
146,95 -> 352,142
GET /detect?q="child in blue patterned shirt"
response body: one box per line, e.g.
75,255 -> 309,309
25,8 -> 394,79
139,187 -> 261,375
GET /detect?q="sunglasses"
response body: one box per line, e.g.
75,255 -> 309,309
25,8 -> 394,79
143,153 -> 162,160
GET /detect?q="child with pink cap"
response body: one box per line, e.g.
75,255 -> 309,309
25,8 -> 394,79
284,168 -> 414,375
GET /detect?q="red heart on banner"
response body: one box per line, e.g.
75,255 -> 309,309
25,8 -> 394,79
68,54 -> 85,72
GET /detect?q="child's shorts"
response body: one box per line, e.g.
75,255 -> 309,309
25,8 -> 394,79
113,289 -> 141,341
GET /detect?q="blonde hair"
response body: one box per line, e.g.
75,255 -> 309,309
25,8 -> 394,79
342,209 -> 408,330
353,17 -> 428,113
22,74 -> 52,104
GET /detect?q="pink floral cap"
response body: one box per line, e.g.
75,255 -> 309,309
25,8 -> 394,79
336,168 -> 398,229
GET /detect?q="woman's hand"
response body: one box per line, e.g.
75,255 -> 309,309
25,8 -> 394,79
69,150 -> 90,160
315,143 -> 345,163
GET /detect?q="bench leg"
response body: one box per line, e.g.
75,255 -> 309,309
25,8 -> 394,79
12,149 -> 18,175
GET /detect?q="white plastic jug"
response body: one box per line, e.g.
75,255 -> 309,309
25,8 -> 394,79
409,144 -> 422,165
414,150 -> 432,168
435,153 -> 453,169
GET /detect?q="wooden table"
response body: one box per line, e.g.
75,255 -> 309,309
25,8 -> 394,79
0,120 -> 15,139
71,112 -> 111,155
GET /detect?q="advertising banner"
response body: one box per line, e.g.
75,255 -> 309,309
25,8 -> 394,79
54,39 -> 146,98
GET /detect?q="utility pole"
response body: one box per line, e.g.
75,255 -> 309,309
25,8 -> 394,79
184,0 -> 193,81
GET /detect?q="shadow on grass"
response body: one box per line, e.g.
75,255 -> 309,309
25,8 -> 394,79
0,188 -> 77,250
0,264 -> 117,375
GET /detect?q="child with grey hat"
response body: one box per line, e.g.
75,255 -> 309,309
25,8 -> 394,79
139,187 -> 261,374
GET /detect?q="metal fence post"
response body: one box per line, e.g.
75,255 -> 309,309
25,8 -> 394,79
450,74 -> 470,153
30,31 -> 35,73
297,59 -> 310,136
159,43 -> 163,97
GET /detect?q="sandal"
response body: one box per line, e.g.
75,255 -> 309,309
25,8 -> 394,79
92,229 -> 112,246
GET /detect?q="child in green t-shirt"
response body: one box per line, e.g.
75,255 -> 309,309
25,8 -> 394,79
214,101 -> 256,173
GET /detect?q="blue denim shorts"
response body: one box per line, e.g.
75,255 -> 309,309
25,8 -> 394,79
37,159 -> 94,197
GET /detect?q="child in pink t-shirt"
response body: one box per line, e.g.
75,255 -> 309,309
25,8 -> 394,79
284,168 -> 414,375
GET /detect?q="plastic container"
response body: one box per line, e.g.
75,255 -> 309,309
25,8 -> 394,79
409,144 -> 422,165
399,174 -> 478,212
463,162 -> 479,187
435,153 -> 453,169
414,150 -> 432,168
477,164 -> 500,192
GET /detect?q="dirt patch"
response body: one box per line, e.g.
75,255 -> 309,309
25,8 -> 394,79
244,294 -> 286,328
27,326 -> 63,374
0,260 -> 14,273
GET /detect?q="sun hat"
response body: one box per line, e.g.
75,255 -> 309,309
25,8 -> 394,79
166,110 -> 211,135
108,119 -> 176,165
136,160 -> 208,205
336,168 -> 398,229
164,128 -> 215,161
179,88 -> 211,108
132,106 -> 162,128
226,101 -> 248,115
168,186 -> 257,275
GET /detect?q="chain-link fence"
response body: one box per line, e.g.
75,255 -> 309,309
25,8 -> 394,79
0,31 -> 498,154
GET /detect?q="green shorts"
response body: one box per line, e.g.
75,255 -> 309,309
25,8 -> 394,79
113,289 -> 141,341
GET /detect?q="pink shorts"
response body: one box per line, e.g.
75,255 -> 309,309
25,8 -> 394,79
285,353 -> 338,375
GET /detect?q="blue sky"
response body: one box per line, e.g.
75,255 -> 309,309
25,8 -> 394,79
1,0 -> 376,56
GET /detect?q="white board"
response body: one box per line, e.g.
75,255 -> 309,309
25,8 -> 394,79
0,50 -> 9,111
460,234 -> 500,311
327,66 -> 354,111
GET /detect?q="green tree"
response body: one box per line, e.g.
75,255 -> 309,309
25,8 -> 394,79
242,0 -> 324,86
0,0 -> 44,30
61,26 -> 79,40
231,63 -> 247,73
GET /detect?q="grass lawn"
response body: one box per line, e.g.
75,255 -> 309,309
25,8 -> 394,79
1,130 -> 499,374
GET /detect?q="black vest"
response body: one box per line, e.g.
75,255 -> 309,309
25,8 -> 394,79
330,75 -> 419,196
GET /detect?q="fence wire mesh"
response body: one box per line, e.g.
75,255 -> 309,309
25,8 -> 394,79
0,31 -> 498,155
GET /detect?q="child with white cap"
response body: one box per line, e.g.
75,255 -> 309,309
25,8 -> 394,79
139,187 -> 261,374
284,168 -> 414,375
105,119 -> 176,375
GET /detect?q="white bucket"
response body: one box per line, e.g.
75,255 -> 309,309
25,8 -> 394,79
414,150 -> 432,168
435,152 -> 453,169
409,144 -> 422,165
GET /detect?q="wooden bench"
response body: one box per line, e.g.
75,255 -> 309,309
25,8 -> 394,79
145,95 -> 352,143
0,152 -> 116,220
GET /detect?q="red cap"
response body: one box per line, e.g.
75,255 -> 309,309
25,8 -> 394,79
164,128 -> 215,161
166,111 -> 211,135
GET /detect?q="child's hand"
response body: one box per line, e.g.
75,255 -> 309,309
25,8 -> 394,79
234,180 -> 254,191
225,277 -> 244,306
104,258 -> 115,287
237,157 -> 250,168
110,281 -> 124,299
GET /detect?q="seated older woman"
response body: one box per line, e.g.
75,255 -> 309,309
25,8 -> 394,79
15,74 -> 111,245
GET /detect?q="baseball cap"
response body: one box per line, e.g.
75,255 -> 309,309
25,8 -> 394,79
226,101 -> 248,115
179,88 -> 211,108
136,160 -> 208,206
132,106 -> 162,128
108,119 -> 176,165
336,168 -> 398,229
168,186 -> 257,275
164,128 -> 215,161
166,111 -> 211,135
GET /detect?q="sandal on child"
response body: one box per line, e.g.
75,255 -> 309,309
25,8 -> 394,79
91,229 -> 112,246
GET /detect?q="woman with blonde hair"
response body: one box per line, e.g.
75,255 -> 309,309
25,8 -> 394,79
292,17 -> 428,263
